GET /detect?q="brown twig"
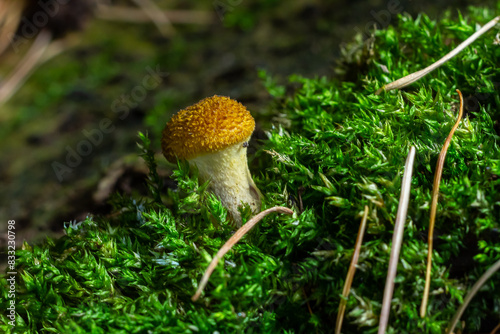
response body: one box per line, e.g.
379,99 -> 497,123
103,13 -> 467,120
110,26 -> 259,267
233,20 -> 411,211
490,322 -> 500,334
335,205 -> 369,334
302,287 -> 314,316
192,206 -> 294,301
420,90 -> 464,318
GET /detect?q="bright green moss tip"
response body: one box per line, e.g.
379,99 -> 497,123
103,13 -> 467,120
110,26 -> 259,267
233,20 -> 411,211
1,6 -> 500,334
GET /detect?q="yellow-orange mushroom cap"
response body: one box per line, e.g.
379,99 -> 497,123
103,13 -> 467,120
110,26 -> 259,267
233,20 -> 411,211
161,95 -> 261,227
161,95 -> 255,162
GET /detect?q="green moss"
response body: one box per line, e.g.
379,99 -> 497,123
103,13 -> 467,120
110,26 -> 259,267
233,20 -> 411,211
2,6 -> 500,334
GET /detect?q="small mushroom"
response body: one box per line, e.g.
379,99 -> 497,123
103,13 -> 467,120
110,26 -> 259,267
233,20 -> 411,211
161,95 -> 261,226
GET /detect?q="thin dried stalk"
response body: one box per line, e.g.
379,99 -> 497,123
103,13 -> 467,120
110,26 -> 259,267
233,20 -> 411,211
95,5 -> 213,25
420,90 -> 464,318
375,16 -> 500,94
0,29 -> 53,106
446,259 -> 500,334
335,205 -> 369,334
192,206 -> 294,301
130,0 -> 175,36
378,146 -> 416,334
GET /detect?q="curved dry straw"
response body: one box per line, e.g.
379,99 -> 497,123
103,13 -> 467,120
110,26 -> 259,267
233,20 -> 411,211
446,259 -> 500,334
192,206 -> 294,301
420,89 -> 464,318
335,205 -> 369,334
489,323 -> 500,334
375,16 -> 499,94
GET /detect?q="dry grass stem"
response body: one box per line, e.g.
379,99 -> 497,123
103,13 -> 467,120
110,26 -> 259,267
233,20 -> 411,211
420,90 -> 464,317
378,146 -> 416,334
490,323 -> 500,334
335,205 -> 369,334
446,259 -> 500,334
191,206 -> 294,301
375,16 -> 500,94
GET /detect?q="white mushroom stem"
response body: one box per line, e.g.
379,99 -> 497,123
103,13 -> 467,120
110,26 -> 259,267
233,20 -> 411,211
188,138 -> 261,227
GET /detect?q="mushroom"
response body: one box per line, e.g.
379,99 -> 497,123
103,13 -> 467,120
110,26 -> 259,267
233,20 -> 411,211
161,95 -> 261,227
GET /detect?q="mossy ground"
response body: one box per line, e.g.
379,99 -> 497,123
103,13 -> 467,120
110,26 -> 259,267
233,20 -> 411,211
1,3 -> 500,334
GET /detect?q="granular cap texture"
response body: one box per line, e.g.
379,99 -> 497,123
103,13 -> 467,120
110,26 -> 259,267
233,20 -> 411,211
162,95 -> 255,162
